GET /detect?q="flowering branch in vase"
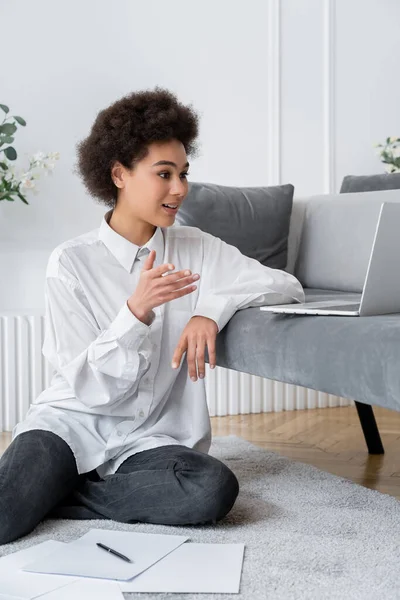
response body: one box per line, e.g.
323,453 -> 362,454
374,136 -> 400,174
0,103 -> 59,204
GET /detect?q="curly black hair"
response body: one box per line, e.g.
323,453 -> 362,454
75,87 -> 200,208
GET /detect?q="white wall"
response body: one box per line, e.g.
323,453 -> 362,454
1,0 -> 399,311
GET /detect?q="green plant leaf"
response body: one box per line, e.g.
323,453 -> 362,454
0,123 -> 17,135
17,191 -> 29,204
13,116 -> 26,126
0,162 -> 8,170
0,136 -> 14,144
4,147 -> 17,160
0,104 -> 9,114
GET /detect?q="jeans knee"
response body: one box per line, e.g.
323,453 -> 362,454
215,464 -> 239,520
198,463 -> 239,524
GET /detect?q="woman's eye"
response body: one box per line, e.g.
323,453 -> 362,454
159,172 -> 189,179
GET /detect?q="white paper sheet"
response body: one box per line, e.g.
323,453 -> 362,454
38,579 -> 123,600
119,542 -> 245,594
0,541 -> 78,599
1,536 -> 245,596
21,528 -> 189,581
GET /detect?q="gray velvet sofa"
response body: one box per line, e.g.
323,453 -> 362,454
177,174 -> 400,456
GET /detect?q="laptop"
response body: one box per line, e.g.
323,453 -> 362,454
260,201 -> 400,317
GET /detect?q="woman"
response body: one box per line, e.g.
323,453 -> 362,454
0,87 -> 304,545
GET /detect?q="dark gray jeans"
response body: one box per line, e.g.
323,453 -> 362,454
0,430 -> 239,545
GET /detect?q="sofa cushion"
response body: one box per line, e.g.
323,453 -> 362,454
175,181 -> 294,269
213,287 -> 400,412
340,172 -> 400,193
294,189 -> 400,292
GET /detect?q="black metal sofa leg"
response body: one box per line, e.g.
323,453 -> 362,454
354,401 -> 385,454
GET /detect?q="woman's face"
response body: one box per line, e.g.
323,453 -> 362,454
111,139 -> 190,227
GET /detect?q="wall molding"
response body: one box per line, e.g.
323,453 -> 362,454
323,0 -> 336,194
267,0 -> 281,186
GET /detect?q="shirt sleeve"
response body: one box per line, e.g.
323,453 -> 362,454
191,231 -> 305,333
42,264 -> 155,410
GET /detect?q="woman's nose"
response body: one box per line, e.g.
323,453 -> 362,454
171,177 -> 186,195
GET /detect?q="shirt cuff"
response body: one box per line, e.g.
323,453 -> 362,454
108,301 -> 155,339
191,295 -> 236,334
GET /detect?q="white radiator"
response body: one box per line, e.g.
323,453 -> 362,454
0,314 -> 353,432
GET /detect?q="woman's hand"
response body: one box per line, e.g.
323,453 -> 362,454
128,250 -> 200,323
171,316 -> 218,381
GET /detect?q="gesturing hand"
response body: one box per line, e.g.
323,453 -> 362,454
171,316 -> 218,381
127,250 -> 200,325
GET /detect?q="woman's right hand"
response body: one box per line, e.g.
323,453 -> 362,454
127,250 -> 200,323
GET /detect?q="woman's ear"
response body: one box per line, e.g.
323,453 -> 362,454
111,162 -> 124,188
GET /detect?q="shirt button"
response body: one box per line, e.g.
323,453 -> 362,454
139,409 -> 145,417
117,431 -> 123,437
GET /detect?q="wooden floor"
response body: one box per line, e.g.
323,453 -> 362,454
1,405 -> 399,500
211,405 -> 400,501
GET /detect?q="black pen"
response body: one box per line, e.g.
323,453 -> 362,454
96,542 -> 133,563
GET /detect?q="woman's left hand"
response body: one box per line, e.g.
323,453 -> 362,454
171,316 -> 218,381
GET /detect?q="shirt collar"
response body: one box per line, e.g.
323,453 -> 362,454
98,209 -> 165,273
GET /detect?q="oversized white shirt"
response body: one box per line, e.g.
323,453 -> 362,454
12,209 -> 305,477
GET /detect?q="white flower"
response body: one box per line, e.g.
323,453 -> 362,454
20,178 -> 36,190
389,136 -> 399,144
391,146 -> 400,158
32,151 -> 45,163
1,149 -> 59,198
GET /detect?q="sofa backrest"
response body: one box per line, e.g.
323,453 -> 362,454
285,189 -> 400,292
